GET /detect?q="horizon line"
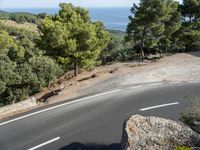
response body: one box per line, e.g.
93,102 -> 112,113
0,6 -> 131,9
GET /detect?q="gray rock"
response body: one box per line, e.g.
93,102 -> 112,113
121,115 -> 200,150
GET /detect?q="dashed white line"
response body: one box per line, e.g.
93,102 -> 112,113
0,89 -> 122,126
170,81 -> 181,84
129,85 -> 143,89
139,102 -> 179,111
28,137 -> 60,150
149,83 -> 163,86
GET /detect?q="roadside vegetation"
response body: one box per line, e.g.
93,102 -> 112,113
0,0 -> 200,106
180,95 -> 200,134
176,146 -> 192,150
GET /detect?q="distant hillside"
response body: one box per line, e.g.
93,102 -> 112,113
0,10 -> 45,24
0,10 -> 10,19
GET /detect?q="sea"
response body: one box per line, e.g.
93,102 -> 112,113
1,7 -> 131,31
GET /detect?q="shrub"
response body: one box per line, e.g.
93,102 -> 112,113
176,146 -> 192,150
180,95 -> 200,133
28,56 -> 63,87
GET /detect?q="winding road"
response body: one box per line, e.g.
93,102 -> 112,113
0,82 -> 200,150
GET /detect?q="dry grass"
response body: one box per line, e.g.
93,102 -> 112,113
0,20 -> 38,32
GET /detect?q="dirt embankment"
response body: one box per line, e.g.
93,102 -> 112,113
35,52 -> 200,105
121,52 -> 200,85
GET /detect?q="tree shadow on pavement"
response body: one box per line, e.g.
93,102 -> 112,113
59,142 -> 121,150
187,52 -> 200,57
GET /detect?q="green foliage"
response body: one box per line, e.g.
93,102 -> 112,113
39,3 -> 110,76
0,10 -> 40,24
10,13 -> 39,24
37,13 -> 48,19
0,55 -> 63,105
0,54 -> 20,104
100,30 -> 133,63
176,146 -> 192,150
1,0 -> 200,106
178,0 -> 200,51
0,29 -> 16,54
0,22 -> 63,105
126,0 -> 181,56
180,0 -> 200,22
0,10 -> 9,20
180,95 -> 200,125
0,3 -> 110,105
28,57 -> 63,87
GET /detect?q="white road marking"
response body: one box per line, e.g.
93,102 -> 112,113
170,81 -> 181,84
0,89 -> 122,126
188,81 -> 199,84
129,85 -> 143,89
139,102 -> 179,111
28,137 -> 60,150
149,83 -> 163,86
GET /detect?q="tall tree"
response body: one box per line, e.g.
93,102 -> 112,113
39,3 -> 110,76
160,1 -> 181,53
126,0 -> 181,58
181,0 -> 200,22
179,0 -> 200,51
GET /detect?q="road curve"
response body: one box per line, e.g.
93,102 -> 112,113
0,82 -> 200,150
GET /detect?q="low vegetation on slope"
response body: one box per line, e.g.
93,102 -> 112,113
0,3 -> 109,106
0,20 -> 38,32
180,95 -> 200,134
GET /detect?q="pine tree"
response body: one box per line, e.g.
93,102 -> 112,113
126,0 -> 181,58
39,3 -> 110,76
179,0 -> 200,51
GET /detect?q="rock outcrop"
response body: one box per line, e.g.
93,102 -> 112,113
121,115 -> 200,150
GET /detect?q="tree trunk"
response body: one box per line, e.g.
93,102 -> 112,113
74,61 -> 79,76
140,28 -> 145,60
165,45 -> 168,54
140,38 -> 145,60
185,45 -> 189,52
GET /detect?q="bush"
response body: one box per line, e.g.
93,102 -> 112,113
0,25 -> 64,105
28,56 -> 63,87
180,95 -> 200,133
176,146 -> 192,150
0,54 -> 21,105
0,53 -> 63,105
100,30 -> 132,64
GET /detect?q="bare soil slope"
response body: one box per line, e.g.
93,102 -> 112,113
121,52 -> 200,85
35,52 -> 200,104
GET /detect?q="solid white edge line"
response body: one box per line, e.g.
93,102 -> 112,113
129,85 -> 143,89
28,137 -> 60,150
139,102 -> 179,111
0,89 -> 122,126
188,81 -> 199,84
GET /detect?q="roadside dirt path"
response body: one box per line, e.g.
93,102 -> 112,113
121,52 -> 200,85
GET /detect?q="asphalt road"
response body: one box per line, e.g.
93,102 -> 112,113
0,82 -> 200,150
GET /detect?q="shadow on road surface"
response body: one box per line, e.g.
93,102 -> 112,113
59,142 -> 121,150
188,52 -> 200,57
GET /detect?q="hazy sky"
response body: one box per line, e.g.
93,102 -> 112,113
0,0 -> 182,8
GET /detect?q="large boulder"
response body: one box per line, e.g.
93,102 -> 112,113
121,115 -> 200,150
